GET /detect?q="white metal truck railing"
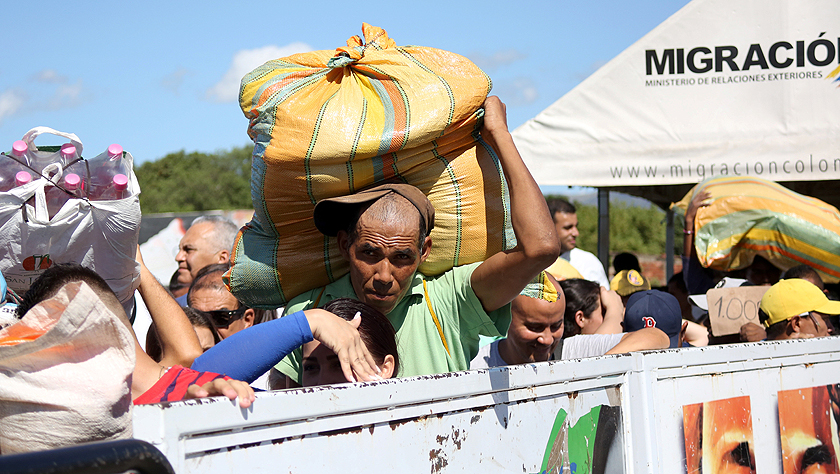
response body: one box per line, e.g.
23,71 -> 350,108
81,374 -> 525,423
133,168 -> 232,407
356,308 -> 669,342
132,337 -> 840,474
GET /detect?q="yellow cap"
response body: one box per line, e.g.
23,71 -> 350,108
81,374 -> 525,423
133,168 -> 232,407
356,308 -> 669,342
610,269 -> 650,296
545,257 -> 584,281
759,279 -> 840,327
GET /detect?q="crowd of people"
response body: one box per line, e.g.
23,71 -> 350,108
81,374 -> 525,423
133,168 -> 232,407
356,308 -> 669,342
1,96 -> 838,455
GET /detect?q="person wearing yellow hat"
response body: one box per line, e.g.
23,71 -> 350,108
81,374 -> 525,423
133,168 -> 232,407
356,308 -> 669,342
610,269 -> 651,305
759,279 -> 840,340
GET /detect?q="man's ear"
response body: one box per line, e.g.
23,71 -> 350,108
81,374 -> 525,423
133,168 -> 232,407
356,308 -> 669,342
575,310 -> 587,329
242,309 -> 255,329
337,230 -> 351,259
419,235 -> 432,263
788,315 -> 802,336
218,249 -> 230,264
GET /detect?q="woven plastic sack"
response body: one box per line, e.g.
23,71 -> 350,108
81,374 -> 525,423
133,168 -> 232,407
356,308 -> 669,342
0,281 -> 135,454
0,127 -> 141,312
228,23 -> 514,308
672,176 -> 840,283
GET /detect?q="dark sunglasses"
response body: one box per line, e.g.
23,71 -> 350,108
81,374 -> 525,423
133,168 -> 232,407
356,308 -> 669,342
206,305 -> 248,329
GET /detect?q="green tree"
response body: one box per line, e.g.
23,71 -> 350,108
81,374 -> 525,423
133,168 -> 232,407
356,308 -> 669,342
135,145 -> 253,213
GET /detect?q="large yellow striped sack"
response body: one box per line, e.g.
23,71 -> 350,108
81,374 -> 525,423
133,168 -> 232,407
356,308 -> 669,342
227,24 -> 514,308
673,176 -> 840,283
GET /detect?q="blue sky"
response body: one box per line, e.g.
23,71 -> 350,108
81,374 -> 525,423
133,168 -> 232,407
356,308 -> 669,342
0,0 -> 690,169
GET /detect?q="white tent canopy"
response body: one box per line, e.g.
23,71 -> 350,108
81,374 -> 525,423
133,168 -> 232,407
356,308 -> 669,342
513,0 -> 840,209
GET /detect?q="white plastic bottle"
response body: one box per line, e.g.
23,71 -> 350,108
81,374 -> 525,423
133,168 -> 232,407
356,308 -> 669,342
59,143 -> 78,166
10,141 -> 28,163
98,174 -> 130,200
0,141 -> 33,192
88,144 -> 130,200
45,173 -> 81,219
60,144 -> 90,198
15,171 -> 32,187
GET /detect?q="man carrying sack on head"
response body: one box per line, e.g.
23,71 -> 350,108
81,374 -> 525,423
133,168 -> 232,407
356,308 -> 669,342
275,97 -> 559,385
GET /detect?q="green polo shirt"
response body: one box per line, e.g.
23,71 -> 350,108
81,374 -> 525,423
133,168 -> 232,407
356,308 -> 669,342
275,262 -> 511,383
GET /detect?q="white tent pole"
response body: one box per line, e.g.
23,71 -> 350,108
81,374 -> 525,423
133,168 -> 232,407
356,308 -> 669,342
598,188 -> 610,275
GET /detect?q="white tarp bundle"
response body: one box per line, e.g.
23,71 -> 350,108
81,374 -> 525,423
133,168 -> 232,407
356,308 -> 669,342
512,0 -> 840,188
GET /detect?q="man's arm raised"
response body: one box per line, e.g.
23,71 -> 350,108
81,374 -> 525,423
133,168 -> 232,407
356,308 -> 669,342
135,246 -> 203,367
470,96 -> 560,312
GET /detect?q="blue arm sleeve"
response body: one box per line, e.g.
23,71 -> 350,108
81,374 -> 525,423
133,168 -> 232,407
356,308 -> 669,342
191,310 -> 313,383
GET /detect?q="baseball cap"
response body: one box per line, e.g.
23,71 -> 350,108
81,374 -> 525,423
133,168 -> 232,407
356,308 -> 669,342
688,277 -> 748,310
313,183 -> 435,237
544,257 -> 584,281
759,279 -> 840,327
624,290 -> 683,348
610,269 -> 650,296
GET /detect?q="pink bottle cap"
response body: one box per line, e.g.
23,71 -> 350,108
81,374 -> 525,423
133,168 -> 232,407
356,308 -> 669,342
113,174 -> 129,190
11,141 -> 27,157
60,144 -> 77,160
64,173 -> 81,189
15,171 -> 31,186
108,144 -> 123,158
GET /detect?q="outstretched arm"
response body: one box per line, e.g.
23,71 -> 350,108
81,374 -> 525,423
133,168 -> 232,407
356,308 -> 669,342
684,320 -> 709,346
605,328 -> 670,355
135,246 -> 202,367
471,96 -> 560,312
192,309 -> 380,384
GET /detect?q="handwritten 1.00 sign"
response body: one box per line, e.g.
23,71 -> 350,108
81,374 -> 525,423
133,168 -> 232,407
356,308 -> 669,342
707,286 -> 770,337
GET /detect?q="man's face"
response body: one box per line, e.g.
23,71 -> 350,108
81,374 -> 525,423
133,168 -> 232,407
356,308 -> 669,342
175,222 -> 227,285
189,286 -> 252,339
799,312 -> 834,338
505,291 -> 566,364
744,258 -> 780,286
338,209 -> 430,315
553,212 -> 579,254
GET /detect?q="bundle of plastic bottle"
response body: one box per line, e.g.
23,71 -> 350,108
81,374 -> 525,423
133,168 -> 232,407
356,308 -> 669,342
1,141 -> 132,201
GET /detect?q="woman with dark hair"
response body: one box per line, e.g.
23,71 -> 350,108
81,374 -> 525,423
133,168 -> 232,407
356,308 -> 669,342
301,298 -> 399,386
560,279 -> 624,338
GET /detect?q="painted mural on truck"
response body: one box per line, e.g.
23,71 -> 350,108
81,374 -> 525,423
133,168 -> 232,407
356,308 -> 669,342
537,405 -> 624,474
778,384 -> 840,474
684,395 -> 756,474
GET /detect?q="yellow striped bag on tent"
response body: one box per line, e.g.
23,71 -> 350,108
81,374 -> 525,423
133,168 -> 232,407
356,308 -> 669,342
672,176 -> 840,283
227,24 -> 514,308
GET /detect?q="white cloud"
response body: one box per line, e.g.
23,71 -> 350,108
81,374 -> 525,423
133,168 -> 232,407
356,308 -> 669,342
469,49 -> 528,71
161,67 -> 191,94
493,77 -> 539,107
0,89 -> 26,124
206,42 -> 312,103
46,82 -> 84,110
33,69 -> 68,84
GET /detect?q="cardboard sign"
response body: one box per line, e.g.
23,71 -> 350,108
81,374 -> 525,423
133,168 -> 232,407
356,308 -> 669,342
707,286 -> 769,337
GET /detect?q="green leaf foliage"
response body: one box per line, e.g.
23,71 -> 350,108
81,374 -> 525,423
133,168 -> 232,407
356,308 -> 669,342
135,145 -> 253,213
